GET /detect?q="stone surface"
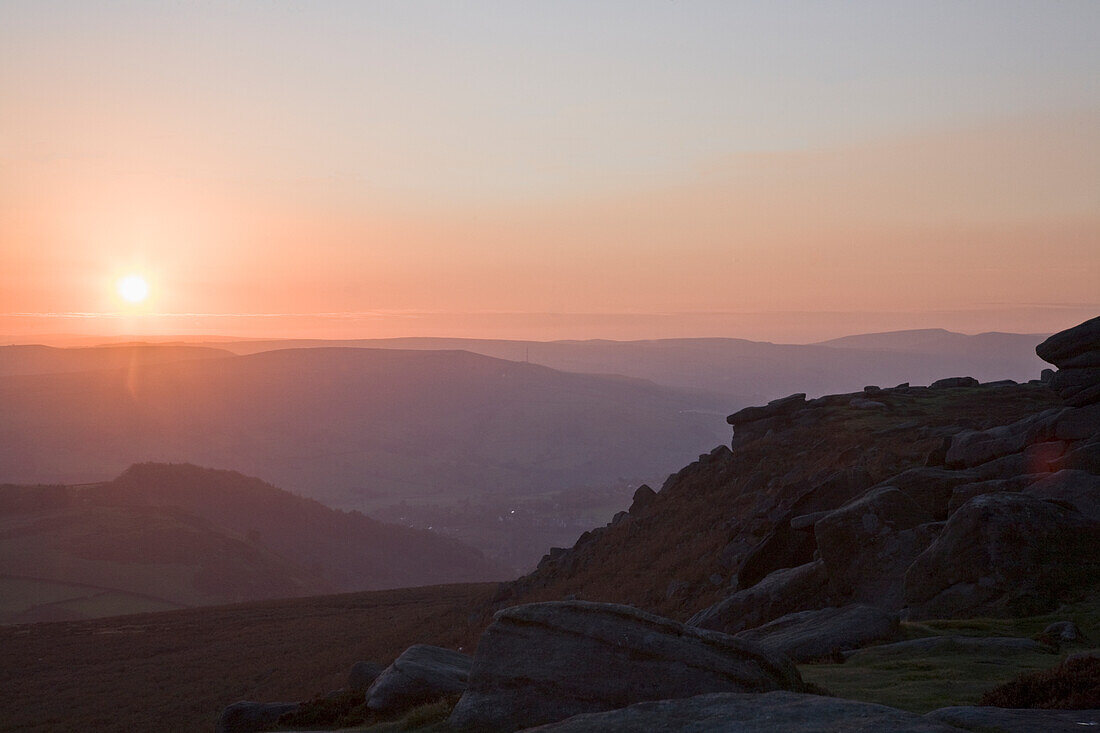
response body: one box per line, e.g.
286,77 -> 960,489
215,701 -> 299,733
904,493 -> 1100,619
348,660 -> 385,693
1036,315 -> 1100,368
1044,620 -> 1086,642
449,601 -> 803,732
814,487 -> 936,608
876,467 -> 983,520
628,484 -> 656,513
727,393 -> 807,426
737,518 -> 816,590
366,644 -> 471,713
733,604 -> 899,662
525,691 -> 958,732
930,376 -> 979,389
1023,469 -> 1100,521
925,705 -> 1100,732
689,559 -> 831,635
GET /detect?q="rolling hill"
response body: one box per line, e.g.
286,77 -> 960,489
0,347 -> 724,505
0,463 -> 503,624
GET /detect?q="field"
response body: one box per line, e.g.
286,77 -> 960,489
0,583 -> 496,733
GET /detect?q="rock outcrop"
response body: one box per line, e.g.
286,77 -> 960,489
348,660 -> 385,693
1037,315 -> 1100,406
904,492 -> 1100,619
215,701 -> 299,733
449,601 -> 803,732
813,487 -> 938,608
689,560 -> 831,635
365,644 -> 471,713
733,604 -> 899,662
525,691 -> 958,732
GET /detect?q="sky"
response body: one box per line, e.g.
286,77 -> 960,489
2,1 -> 1098,343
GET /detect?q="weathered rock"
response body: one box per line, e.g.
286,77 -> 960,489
448,601 -> 803,732
904,493 -> 1100,619
1050,367 -> 1100,406
844,635 -> 1055,661
850,398 -> 886,409
689,559 -> 831,635
878,467 -> 983,520
737,517 -> 816,590
348,660 -> 385,693
814,488 -> 936,608
945,408 -> 1063,469
1023,469 -> 1100,521
947,475 -> 1043,514
1044,620 -> 1086,643
727,393 -> 807,426
925,705 -> 1100,732
628,484 -> 656,513
215,701 -> 300,733
1036,315 -> 1100,368
733,604 -> 899,662
1051,404 -> 1100,440
366,644 -> 471,713
527,691 -> 958,732
930,376 -> 979,389
1054,435 -> 1100,474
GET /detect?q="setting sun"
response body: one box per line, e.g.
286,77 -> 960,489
116,275 -> 149,304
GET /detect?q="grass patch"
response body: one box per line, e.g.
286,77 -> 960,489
800,598 -> 1100,713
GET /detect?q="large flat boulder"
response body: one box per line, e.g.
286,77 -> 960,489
689,559 -> 831,634
524,691 -> 958,732
925,706 -> 1100,732
365,644 -> 471,713
448,601 -> 803,732
733,604 -> 899,662
904,493 -> 1100,619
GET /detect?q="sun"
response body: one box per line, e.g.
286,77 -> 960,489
116,274 -> 150,303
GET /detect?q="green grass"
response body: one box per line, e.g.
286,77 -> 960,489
800,598 -> 1100,713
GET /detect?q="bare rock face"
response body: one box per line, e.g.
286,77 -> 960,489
524,691 -> 959,732
813,488 -> 937,609
448,601 -> 804,732
733,604 -> 899,662
365,644 -> 471,713
689,560 -> 831,635
904,492 -> 1100,619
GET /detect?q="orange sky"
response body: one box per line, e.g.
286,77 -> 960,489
2,2 -> 1098,343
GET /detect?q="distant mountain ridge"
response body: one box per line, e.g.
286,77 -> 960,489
207,329 -> 1049,403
